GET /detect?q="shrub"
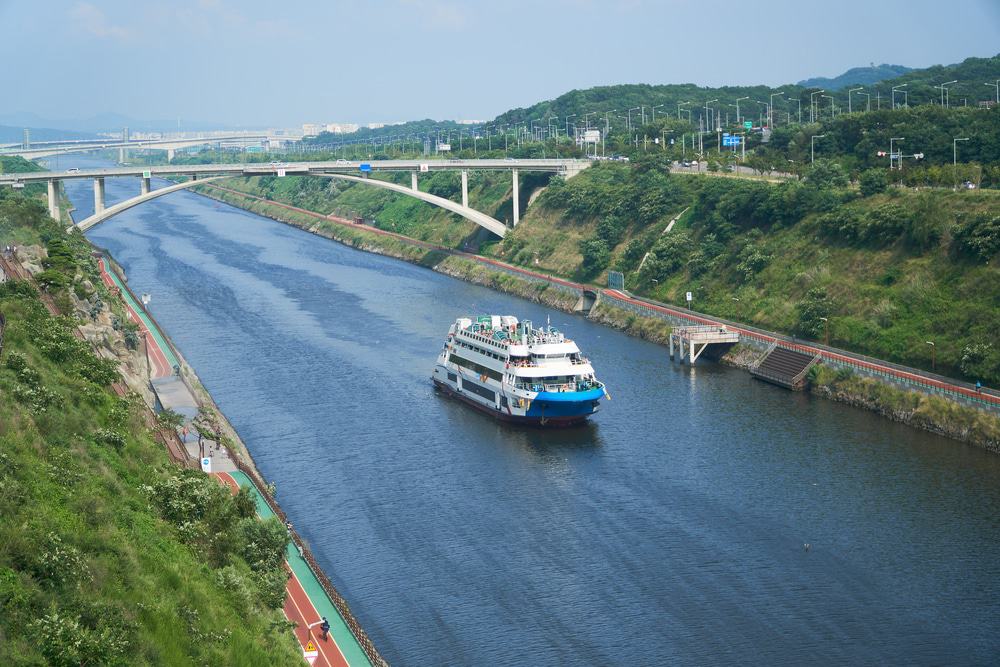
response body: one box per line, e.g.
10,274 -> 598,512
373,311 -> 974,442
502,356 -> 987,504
578,238 -> 611,277
952,213 -> 1000,261
859,168 -> 889,196
795,288 -> 833,338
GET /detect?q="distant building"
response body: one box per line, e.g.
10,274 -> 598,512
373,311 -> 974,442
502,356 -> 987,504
325,123 -> 359,134
978,100 -> 996,109
301,123 -> 324,137
457,119 -> 486,125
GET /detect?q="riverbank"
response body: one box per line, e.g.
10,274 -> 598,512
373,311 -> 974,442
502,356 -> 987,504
187,181 -> 1000,454
93,247 -> 386,667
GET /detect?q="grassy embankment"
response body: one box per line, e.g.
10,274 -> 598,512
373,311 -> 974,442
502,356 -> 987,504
0,178 -> 302,665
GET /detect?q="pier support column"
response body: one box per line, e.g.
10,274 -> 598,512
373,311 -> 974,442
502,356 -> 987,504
411,171 -> 418,191
511,168 -> 519,226
167,148 -> 175,162
47,179 -> 60,221
93,178 -> 105,215
118,147 -> 125,164
461,169 -> 469,208
140,177 -> 150,196
668,333 -> 674,360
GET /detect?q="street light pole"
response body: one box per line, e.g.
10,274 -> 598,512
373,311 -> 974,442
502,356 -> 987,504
857,91 -> 871,112
891,83 -> 907,109
987,80 -> 1000,104
735,96 -> 749,125
787,97 -> 802,124
811,134 -> 826,165
819,317 -> 829,346
938,80 -> 958,107
953,137 -> 969,189
809,90 -> 824,123
926,341 -> 936,372
677,101 -> 690,120
627,107 -> 639,131
848,87 -> 864,113
652,104 -> 664,123
769,92 -> 783,127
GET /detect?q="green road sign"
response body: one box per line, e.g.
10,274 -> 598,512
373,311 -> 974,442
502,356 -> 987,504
744,121 -> 753,130
142,170 -> 151,179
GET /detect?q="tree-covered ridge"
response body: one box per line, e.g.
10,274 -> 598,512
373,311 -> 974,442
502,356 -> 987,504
798,63 -> 913,90
494,159 -> 1000,385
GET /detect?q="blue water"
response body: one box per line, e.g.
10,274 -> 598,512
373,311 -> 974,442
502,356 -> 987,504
60,155 -> 1000,665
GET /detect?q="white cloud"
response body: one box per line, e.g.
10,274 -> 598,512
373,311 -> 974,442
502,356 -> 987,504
71,2 -> 134,42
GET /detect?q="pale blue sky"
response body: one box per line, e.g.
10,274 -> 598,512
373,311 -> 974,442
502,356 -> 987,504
1,0 -> 998,128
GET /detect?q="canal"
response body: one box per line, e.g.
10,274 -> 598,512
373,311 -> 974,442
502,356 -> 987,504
61,155 -> 1000,665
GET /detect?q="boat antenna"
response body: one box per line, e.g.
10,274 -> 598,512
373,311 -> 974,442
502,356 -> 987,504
547,314 -> 550,330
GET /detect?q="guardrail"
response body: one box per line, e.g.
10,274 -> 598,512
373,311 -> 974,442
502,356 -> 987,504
0,311 -> 6,362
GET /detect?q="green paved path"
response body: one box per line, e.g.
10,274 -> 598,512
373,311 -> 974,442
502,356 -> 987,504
229,470 -> 373,667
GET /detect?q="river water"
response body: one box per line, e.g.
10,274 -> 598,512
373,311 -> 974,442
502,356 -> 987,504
59,155 -> 1000,665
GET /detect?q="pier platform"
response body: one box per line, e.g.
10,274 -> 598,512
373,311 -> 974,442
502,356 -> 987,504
669,325 -> 740,364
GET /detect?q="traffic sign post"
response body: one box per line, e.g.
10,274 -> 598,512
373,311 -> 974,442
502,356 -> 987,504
686,291 -> 693,305
744,121 -> 753,130
200,457 -> 211,473
359,163 -> 372,173
303,640 -> 318,665
142,169 -> 151,179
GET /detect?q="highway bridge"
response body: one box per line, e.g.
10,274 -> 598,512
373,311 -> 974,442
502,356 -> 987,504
1,158 -> 591,238
0,134 -> 287,160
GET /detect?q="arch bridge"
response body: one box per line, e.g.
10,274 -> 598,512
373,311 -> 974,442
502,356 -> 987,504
1,159 -> 591,238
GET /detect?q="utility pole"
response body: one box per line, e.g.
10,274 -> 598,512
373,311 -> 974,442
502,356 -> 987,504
890,137 -> 904,171
787,97 -> 801,124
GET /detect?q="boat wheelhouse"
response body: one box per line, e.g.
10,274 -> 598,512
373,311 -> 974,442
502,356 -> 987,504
432,315 -> 608,426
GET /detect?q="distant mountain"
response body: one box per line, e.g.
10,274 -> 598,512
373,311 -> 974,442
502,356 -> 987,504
0,124 -> 98,144
798,64 -> 913,90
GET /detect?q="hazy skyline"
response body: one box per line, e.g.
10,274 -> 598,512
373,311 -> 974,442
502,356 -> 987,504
2,0 -> 998,129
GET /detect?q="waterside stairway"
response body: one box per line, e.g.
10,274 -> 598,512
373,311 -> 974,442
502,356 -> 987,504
750,344 -> 820,390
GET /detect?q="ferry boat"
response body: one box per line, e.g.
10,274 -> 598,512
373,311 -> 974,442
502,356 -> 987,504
432,315 -> 609,426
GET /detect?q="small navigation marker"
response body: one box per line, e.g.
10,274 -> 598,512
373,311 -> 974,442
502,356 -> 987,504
303,640 -> 319,664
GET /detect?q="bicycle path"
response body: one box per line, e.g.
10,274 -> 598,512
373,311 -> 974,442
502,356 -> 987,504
216,471 -> 372,667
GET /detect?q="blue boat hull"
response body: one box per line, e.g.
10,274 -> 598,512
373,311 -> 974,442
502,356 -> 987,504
433,380 -> 602,427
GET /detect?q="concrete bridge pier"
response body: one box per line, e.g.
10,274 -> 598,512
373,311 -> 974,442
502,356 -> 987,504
461,169 -> 469,208
140,177 -> 151,196
411,171 -> 418,191
47,179 -> 60,221
512,169 -> 520,226
93,178 -> 105,215
166,148 -> 175,162
117,147 -> 126,164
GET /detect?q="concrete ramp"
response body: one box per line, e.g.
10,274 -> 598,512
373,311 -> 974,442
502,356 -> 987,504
151,376 -> 198,420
